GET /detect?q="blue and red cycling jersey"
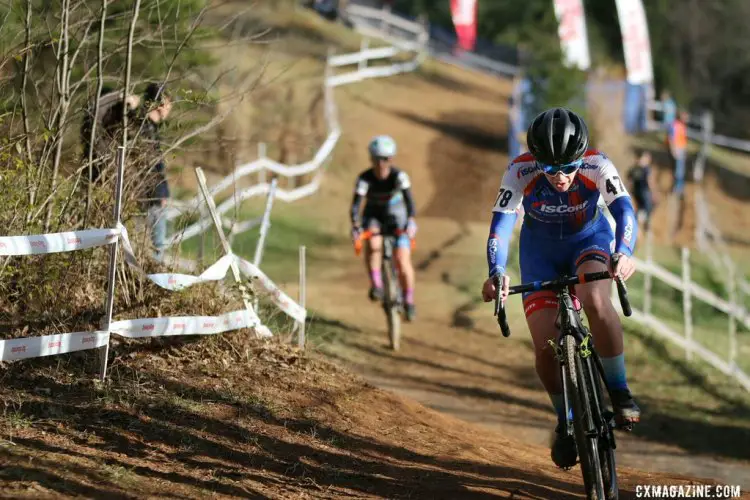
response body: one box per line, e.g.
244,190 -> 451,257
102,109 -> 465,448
487,149 -> 638,282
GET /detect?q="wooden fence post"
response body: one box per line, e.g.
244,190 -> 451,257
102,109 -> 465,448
258,142 -> 267,185
682,247 -> 693,361
729,266 -> 738,371
298,245 -> 306,349
359,38 -> 369,72
644,229 -> 653,316
99,146 -> 126,381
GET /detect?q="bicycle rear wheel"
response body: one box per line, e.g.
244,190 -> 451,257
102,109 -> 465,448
381,253 -> 401,351
563,336 -> 605,500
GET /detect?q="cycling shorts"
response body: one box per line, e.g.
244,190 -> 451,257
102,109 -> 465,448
362,205 -> 411,249
519,215 -> 614,317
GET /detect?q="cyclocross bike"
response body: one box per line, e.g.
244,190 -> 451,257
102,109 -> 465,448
494,259 -> 633,500
355,224 -> 414,351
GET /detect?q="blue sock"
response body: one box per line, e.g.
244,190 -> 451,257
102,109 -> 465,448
549,393 -> 572,424
600,354 -> 628,390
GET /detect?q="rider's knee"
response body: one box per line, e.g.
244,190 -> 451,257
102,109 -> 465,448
395,249 -> 412,267
579,288 -> 613,318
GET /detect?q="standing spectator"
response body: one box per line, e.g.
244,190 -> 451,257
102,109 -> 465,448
139,82 -> 173,261
627,150 -> 657,231
80,86 -> 140,184
667,110 -> 689,195
661,90 -> 676,129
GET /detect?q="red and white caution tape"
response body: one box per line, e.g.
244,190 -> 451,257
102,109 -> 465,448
117,223 -> 306,323
110,309 -> 271,338
0,331 -> 109,362
0,228 -> 119,256
234,256 -> 307,323
118,222 -> 234,291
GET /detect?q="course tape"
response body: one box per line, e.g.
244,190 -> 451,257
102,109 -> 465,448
0,228 -> 119,256
117,223 -> 306,323
234,256 -> 307,323
110,309 -> 271,339
0,331 -> 109,362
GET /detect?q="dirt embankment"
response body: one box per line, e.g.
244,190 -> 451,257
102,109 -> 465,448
0,333 -> 712,499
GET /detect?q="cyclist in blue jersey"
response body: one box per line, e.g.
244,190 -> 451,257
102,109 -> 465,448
480,108 -> 641,469
351,136 -> 418,321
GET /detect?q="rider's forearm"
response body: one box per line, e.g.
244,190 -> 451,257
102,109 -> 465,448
402,188 -> 416,219
608,196 -> 638,256
350,193 -> 363,226
487,211 -> 517,277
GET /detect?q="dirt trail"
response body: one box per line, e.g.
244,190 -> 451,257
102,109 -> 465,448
301,61 -> 750,489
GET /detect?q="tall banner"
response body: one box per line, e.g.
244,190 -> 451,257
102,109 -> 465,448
552,0 -> 591,70
450,0 -> 477,51
615,0 -> 654,84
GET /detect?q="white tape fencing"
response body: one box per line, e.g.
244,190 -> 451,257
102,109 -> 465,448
1,14 -> 430,376
0,331 -> 110,363
0,217 -> 286,361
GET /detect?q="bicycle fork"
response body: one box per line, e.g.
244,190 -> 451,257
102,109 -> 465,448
550,334 -> 617,446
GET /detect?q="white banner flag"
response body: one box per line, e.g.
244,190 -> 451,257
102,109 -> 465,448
615,0 -> 654,84
552,0 -> 591,70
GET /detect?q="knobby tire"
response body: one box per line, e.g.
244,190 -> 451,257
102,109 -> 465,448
586,353 -> 619,499
382,251 -> 401,351
563,336 -> 606,500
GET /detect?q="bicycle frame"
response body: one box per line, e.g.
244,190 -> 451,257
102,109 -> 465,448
353,223 -> 415,351
493,269 -> 630,500
554,286 -> 613,434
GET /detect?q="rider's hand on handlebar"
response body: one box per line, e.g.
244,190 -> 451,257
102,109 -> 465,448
351,225 -> 362,243
612,253 -> 636,281
482,275 -> 510,303
406,218 -> 418,239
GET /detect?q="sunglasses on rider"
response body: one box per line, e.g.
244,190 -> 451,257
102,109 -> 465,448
540,159 -> 583,176
374,156 -> 392,163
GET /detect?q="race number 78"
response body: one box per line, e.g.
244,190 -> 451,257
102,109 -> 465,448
494,188 -> 513,208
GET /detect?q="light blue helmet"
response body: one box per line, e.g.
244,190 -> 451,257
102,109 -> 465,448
368,135 -> 397,157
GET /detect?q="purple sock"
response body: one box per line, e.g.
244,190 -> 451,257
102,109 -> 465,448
370,270 -> 383,289
404,288 -> 414,304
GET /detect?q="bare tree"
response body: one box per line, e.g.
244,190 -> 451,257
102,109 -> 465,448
0,0 -> 268,328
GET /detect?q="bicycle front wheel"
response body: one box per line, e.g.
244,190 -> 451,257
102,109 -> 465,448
563,336 -> 605,500
381,255 -> 401,351
587,354 -> 619,500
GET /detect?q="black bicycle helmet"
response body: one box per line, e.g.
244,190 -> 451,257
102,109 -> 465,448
526,107 -> 589,165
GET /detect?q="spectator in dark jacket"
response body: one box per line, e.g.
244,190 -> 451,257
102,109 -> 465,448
80,85 -> 140,184
139,82 -> 173,261
627,150 -> 657,231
